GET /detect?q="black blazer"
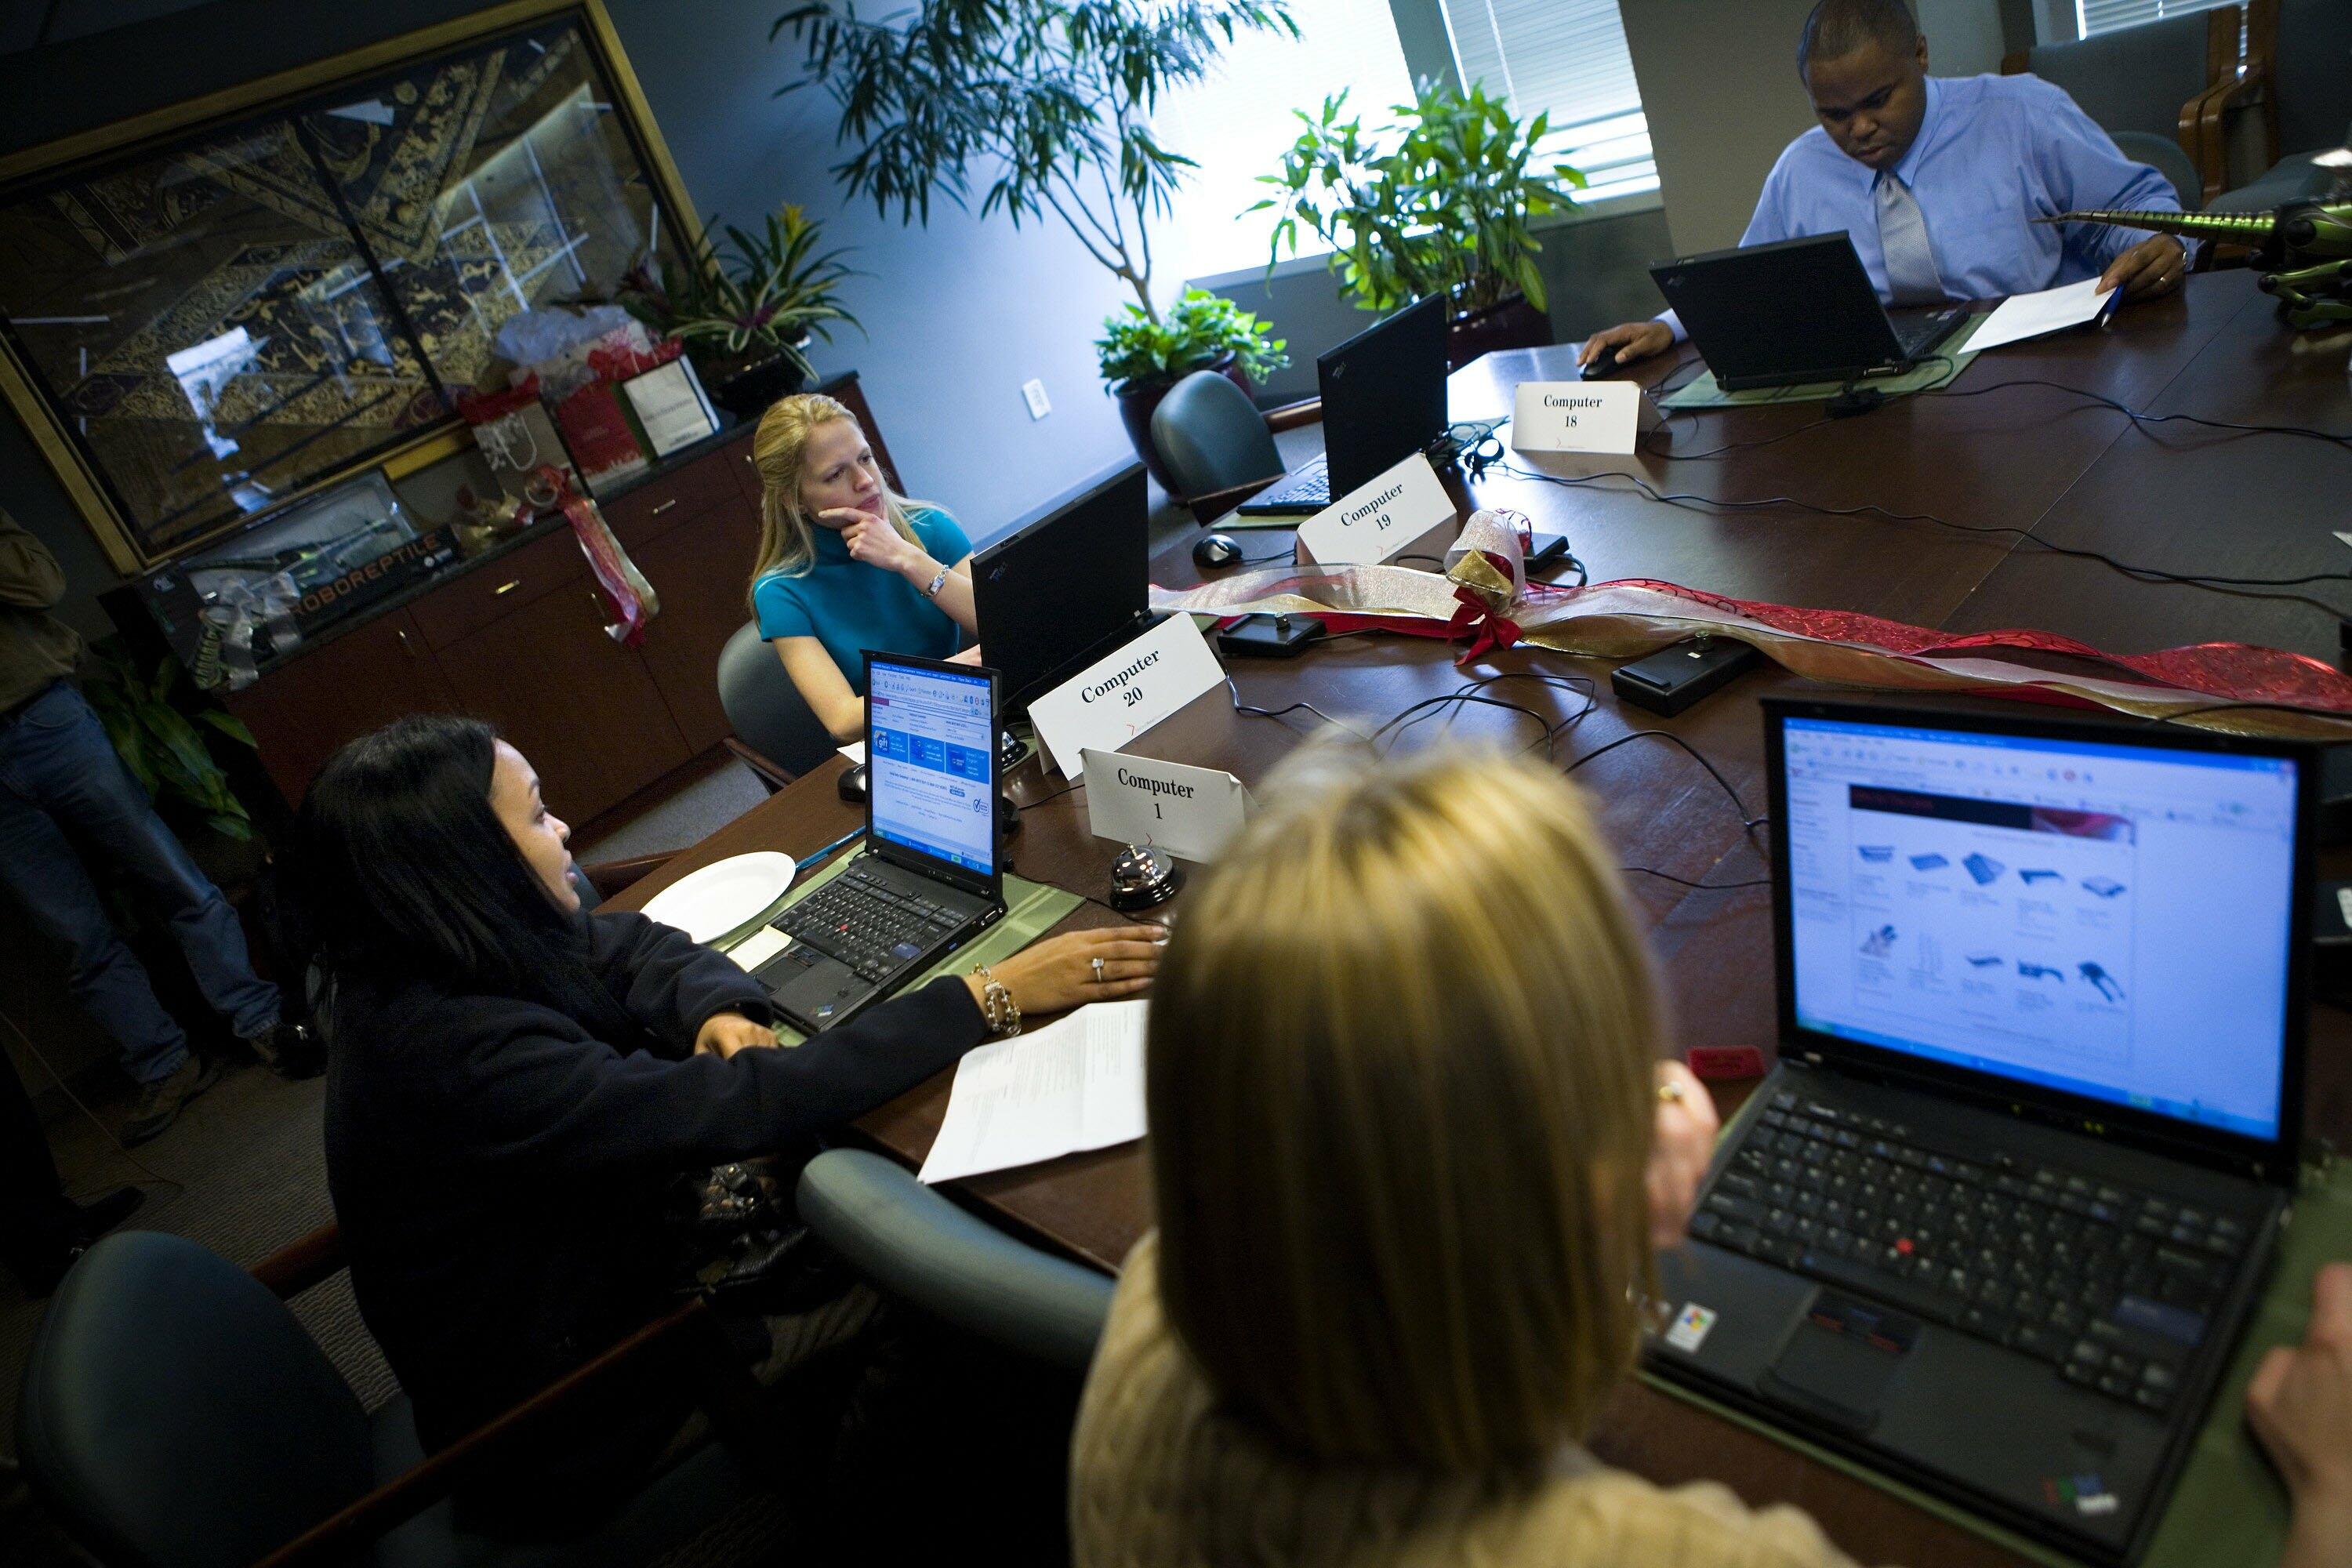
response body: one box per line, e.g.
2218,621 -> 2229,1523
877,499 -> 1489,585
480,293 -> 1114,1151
322,910 -> 985,1513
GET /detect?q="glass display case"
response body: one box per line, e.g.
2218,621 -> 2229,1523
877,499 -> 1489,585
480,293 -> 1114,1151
0,2 -> 692,572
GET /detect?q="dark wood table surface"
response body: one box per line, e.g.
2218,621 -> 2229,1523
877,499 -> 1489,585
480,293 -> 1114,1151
613,269 -> 2352,1567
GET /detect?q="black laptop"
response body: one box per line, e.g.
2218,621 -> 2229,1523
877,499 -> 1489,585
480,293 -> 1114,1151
755,651 -> 1004,1033
1238,291 -> 1449,514
1647,697 -> 2311,1566
1650,234 -> 1969,391
971,462 -> 1156,716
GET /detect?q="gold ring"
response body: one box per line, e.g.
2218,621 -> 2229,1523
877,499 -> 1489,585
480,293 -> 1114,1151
1657,1079 -> 1684,1104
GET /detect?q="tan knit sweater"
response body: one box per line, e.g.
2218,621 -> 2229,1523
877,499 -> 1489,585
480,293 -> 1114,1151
1072,1235 -> 1868,1568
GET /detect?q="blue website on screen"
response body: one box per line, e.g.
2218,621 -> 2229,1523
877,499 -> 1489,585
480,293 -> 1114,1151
868,660 -> 996,877
1780,717 -> 2297,1142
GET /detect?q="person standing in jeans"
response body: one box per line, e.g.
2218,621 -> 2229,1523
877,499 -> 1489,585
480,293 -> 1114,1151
0,508 -> 314,1145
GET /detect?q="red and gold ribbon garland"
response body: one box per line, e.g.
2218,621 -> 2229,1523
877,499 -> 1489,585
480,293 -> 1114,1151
1152,510 -> 2352,739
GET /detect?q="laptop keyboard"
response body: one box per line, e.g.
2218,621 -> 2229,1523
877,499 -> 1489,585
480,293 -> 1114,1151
1689,1088 -> 2250,1416
772,866 -> 962,983
1243,454 -> 1330,511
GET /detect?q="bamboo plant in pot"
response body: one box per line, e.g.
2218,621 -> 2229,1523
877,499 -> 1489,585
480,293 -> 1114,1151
1254,78 -> 1584,368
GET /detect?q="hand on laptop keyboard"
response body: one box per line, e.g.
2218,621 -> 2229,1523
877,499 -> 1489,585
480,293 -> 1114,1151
1651,1060 -> 1720,1248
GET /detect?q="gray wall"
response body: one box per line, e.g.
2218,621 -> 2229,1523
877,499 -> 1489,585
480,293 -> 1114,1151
0,0 -> 1138,638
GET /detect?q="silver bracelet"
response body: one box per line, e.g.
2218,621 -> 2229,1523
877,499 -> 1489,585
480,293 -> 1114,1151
921,565 -> 950,598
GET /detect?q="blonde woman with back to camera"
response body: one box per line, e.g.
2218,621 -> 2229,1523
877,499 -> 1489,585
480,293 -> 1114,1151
1070,745 -> 2352,1568
748,393 -> 983,742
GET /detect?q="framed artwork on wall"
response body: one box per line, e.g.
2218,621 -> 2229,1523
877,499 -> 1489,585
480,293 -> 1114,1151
0,0 -> 698,574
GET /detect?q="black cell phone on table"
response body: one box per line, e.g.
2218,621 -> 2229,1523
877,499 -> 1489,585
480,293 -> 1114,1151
1610,636 -> 1762,717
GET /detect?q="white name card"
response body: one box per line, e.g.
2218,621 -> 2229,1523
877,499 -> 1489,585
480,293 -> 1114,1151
1080,750 -> 1250,863
1294,452 -> 1456,567
1508,380 -> 1661,455
1026,613 -> 1225,778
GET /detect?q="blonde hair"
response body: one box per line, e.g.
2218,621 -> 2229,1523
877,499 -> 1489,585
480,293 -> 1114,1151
746,393 -> 929,594
1147,743 -> 1661,1472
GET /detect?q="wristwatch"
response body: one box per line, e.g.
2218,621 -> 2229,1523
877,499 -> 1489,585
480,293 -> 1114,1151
921,564 -> 950,598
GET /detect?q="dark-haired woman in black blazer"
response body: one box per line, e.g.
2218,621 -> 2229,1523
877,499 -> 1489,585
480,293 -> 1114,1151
299,714 -> 1159,1527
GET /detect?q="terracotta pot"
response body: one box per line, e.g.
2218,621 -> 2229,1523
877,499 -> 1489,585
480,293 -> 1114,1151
1113,354 -> 1254,495
1446,292 -> 1553,370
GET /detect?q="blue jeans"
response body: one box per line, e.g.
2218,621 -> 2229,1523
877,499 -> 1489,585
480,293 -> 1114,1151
0,681 -> 278,1084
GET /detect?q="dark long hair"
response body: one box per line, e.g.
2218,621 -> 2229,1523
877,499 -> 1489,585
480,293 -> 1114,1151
296,715 -> 617,1029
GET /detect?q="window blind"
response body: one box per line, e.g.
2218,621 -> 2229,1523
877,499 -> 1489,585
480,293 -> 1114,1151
1436,0 -> 1657,200
2077,0 -> 2236,41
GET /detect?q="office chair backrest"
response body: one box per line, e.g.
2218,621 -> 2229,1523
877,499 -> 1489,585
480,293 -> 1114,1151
2020,9 -> 2232,154
2109,130 -> 2201,210
2271,0 -> 2352,156
1149,370 -> 1285,503
18,1231 -> 373,1568
717,620 -> 838,780
797,1149 -> 1116,1375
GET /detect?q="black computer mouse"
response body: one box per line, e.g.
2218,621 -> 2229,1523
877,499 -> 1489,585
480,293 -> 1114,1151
1192,532 -> 1243,570
837,761 -> 869,804
1580,350 -> 1631,380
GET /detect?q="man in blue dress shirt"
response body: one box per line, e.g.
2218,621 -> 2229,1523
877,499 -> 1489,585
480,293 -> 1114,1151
1580,0 -> 2190,369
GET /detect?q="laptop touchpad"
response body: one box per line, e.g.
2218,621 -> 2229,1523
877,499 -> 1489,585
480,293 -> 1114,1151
1757,1291 -> 1917,1435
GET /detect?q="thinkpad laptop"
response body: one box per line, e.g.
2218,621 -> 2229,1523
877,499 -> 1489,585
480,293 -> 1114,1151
972,461 -> 1156,716
1650,234 -> 1969,391
757,652 -> 1004,1033
1238,290 -> 1448,514
1646,698 -> 2312,1566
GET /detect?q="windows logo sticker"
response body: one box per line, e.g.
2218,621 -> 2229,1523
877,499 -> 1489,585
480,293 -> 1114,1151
1664,1302 -> 1719,1352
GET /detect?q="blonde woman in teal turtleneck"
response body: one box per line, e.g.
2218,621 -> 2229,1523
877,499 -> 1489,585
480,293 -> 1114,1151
747,394 -> 982,742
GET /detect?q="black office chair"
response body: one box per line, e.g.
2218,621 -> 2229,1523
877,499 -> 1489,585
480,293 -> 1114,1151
1147,371 -> 1323,524
17,1229 -> 764,1568
796,1149 -> 1113,1375
717,620 -> 839,790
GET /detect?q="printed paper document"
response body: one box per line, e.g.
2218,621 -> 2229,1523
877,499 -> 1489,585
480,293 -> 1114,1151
918,1000 -> 1149,1183
1967,278 -> 2114,353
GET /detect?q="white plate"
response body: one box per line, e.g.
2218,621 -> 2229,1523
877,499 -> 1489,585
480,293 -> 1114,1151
639,851 -> 798,946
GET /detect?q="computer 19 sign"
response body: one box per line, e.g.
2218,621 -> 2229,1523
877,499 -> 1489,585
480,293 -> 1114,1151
1296,452 -> 1457,566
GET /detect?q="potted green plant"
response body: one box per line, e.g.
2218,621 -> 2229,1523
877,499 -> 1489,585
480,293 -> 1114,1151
80,648 -> 261,845
777,0 -> 1297,470
619,205 -> 865,421
1254,78 -> 1584,367
1095,290 -> 1288,491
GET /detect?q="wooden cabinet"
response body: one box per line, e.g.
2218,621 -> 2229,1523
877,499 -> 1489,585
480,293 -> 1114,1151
630,502 -> 762,756
436,577 -> 691,820
224,607 -> 457,808
227,371 -> 887,826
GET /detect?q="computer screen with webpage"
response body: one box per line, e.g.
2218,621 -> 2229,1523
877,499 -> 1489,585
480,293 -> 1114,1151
867,658 -> 996,877
1778,714 -> 2299,1142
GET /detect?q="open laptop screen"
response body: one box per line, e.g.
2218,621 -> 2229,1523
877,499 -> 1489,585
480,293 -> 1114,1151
867,655 -> 998,880
1775,711 -> 2300,1144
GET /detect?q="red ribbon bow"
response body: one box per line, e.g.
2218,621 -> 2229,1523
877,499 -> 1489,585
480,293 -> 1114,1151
1445,548 -> 1525,666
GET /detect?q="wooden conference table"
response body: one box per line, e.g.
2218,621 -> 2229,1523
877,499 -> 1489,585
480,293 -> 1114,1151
617,270 -> 2352,1566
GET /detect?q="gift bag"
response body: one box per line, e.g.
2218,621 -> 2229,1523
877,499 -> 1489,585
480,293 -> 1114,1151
454,376 -> 580,509
550,380 -> 652,497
